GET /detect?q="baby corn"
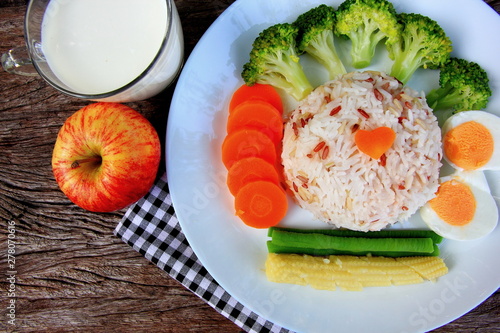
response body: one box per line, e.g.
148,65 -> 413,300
265,253 -> 448,291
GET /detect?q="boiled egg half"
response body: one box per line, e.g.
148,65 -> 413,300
441,110 -> 500,171
420,170 -> 498,241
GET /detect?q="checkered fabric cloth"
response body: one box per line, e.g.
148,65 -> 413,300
114,173 -> 289,333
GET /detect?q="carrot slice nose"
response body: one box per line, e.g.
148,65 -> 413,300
355,126 -> 396,160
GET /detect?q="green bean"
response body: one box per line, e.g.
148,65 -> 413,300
268,227 -> 443,243
267,241 -> 440,257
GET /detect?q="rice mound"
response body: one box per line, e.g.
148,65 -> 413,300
282,71 -> 442,231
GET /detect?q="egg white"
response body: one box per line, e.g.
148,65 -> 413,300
420,170 -> 498,241
441,110 -> 500,171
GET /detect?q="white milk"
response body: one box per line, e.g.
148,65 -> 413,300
41,0 -> 183,101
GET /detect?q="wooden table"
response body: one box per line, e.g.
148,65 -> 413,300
1,1 -> 499,332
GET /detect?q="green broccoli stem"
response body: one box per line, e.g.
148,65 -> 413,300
271,58 -> 313,100
390,60 -> 422,85
426,86 -> 449,109
305,31 -> 346,79
292,75 -> 314,101
389,45 -> 424,84
426,86 -> 462,111
425,86 -> 458,125
348,23 -> 386,69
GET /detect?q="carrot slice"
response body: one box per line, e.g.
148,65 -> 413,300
229,84 -> 283,115
354,126 -> 396,160
234,180 -> 288,228
227,157 -> 280,196
227,100 -> 284,144
221,129 -> 277,169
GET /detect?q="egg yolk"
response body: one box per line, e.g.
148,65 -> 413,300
443,121 -> 494,170
429,179 -> 476,226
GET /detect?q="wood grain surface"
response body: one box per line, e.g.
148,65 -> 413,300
0,1 -> 499,332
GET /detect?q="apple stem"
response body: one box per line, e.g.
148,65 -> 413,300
71,156 -> 102,169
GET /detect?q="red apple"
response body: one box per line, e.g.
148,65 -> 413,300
52,102 -> 161,212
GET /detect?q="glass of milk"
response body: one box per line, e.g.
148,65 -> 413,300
1,0 -> 184,102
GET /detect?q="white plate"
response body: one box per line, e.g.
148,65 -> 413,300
166,0 -> 500,332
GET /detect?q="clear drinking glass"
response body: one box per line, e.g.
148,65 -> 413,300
1,0 -> 184,102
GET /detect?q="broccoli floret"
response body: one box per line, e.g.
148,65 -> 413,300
334,0 -> 400,69
426,57 -> 492,113
241,23 -> 313,101
293,4 -> 346,80
388,13 -> 452,84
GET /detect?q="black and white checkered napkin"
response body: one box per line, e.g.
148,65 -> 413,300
114,173 -> 289,333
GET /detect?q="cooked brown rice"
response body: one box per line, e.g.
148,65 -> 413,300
281,71 -> 442,231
